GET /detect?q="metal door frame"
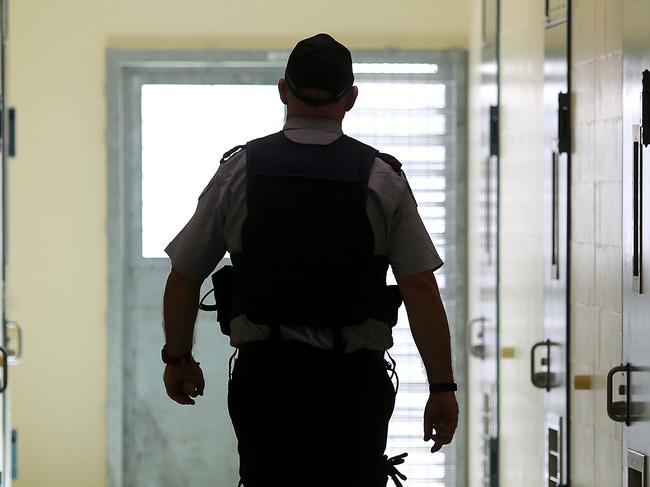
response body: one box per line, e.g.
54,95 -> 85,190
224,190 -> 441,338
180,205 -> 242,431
613,1 -> 650,486
468,0 -> 501,485
1,0 -> 10,484
106,48 -> 469,487
532,1 -> 572,485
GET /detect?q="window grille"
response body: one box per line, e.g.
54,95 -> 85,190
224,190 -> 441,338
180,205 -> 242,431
111,48 -> 467,487
346,53 -> 467,487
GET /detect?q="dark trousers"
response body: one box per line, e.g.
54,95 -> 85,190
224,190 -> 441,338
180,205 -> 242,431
228,340 -> 397,487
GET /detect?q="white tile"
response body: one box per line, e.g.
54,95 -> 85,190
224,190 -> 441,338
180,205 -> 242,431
573,61 -> 597,125
571,304 -> 599,366
572,122 -> 595,184
572,0 -> 597,65
595,181 -> 622,246
596,53 -> 624,121
605,0 -> 624,55
571,422 -> 596,486
571,360 -> 596,426
573,182 -> 596,244
597,310 -> 622,371
594,0 -> 608,59
593,372 -> 619,438
594,245 -> 623,313
594,431 -> 623,487
594,118 -> 623,183
571,242 -> 596,305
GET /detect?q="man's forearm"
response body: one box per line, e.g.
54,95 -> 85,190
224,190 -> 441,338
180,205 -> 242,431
398,271 -> 454,385
163,269 -> 202,356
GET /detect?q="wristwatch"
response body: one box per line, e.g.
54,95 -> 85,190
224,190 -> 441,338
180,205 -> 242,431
429,382 -> 458,393
161,346 -> 193,366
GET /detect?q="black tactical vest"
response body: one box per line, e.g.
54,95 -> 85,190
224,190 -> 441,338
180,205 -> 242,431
229,131 -> 397,332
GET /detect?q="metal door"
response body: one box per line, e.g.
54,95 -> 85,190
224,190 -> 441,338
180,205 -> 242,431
608,1 -> 650,485
0,0 -> 11,484
468,0 -> 500,485
529,2 -> 571,486
107,60 -> 286,487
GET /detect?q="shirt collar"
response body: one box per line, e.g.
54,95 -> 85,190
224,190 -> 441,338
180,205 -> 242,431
283,117 -> 344,135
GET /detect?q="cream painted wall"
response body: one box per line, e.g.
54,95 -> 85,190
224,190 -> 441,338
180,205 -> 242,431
6,1 -> 469,486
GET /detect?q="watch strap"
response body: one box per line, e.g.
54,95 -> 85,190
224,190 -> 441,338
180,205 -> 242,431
161,346 -> 192,366
429,382 -> 458,393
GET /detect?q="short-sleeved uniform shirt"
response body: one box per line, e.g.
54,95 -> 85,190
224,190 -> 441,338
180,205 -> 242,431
165,116 -> 443,352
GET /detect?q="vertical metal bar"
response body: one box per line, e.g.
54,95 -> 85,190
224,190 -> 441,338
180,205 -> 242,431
489,105 -> 499,157
546,339 -> 552,391
633,125 -> 643,293
642,70 -> 649,147
486,155 -> 492,262
0,348 -> 7,393
6,109 -> 12,157
558,92 -> 571,154
551,151 -> 560,280
625,363 -> 631,426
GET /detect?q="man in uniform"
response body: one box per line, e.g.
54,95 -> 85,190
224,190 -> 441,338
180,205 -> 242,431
161,33 -> 458,487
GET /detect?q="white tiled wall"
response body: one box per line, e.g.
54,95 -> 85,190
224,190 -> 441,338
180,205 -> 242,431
497,0 -> 548,482
571,0 -> 624,485
466,0 -> 484,484
467,0 -> 625,485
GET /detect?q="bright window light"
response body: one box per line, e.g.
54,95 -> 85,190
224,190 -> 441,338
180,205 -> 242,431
141,69 -> 459,486
353,63 -> 439,74
343,76 -> 454,485
141,84 -> 284,258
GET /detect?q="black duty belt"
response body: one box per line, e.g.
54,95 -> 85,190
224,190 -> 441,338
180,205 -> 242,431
237,339 -> 384,363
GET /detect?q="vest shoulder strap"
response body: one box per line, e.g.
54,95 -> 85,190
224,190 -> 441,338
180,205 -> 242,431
220,145 -> 246,165
377,152 -> 403,173
377,152 -> 418,205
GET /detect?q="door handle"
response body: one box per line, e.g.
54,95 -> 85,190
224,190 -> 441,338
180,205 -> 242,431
531,339 -> 553,391
6,321 -> 23,364
468,318 -> 486,359
551,151 -> 560,280
633,124 -> 643,294
607,363 -> 630,425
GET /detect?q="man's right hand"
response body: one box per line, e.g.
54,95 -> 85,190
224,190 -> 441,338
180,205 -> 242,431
423,391 -> 458,453
163,359 -> 205,406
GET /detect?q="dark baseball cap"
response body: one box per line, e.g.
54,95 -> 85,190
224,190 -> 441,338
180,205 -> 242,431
284,33 -> 355,106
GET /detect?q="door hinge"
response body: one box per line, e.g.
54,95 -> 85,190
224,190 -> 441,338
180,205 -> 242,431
11,429 -> 17,480
558,92 -> 570,154
489,104 -> 499,157
8,108 -> 15,157
642,69 -> 649,147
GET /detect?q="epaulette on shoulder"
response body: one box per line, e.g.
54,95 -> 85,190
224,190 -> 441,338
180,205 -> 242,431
377,152 -> 403,174
220,145 -> 245,165
378,152 -> 418,205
